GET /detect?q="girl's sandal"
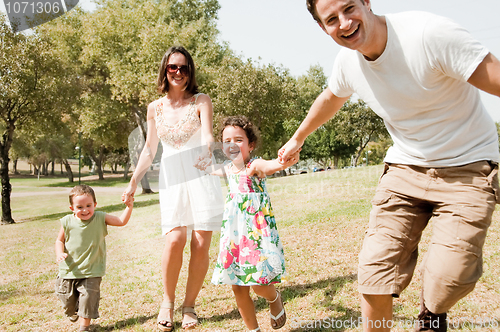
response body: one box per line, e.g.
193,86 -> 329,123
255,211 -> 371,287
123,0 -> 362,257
268,291 -> 286,330
157,301 -> 175,332
249,328 -> 261,332
181,306 -> 198,330
79,327 -> 90,332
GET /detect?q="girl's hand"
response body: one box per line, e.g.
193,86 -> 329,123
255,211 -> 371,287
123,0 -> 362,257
122,183 -> 137,206
56,253 -> 68,263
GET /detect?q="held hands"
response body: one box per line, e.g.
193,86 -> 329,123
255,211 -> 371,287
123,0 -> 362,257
278,138 -> 304,164
280,150 -> 301,168
193,148 -> 213,171
122,183 -> 137,207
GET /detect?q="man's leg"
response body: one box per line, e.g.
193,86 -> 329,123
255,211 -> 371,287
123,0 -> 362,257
361,294 -> 393,332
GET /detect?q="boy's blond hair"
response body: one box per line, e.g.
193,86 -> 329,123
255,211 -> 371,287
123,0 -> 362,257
69,184 -> 96,205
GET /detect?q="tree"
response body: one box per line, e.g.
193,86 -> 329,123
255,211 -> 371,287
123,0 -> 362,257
212,59 -> 297,158
334,99 -> 389,166
0,16 -> 70,223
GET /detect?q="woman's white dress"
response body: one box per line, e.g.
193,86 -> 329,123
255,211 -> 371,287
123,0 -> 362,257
154,93 -> 223,235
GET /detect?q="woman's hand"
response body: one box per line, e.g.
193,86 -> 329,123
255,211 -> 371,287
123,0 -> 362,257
122,182 -> 137,206
193,147 -> 213,170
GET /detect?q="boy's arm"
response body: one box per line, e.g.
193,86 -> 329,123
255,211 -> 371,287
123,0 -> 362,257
55,226 -> 67,263
248,151 -> 300,177
105,203 -> 133,227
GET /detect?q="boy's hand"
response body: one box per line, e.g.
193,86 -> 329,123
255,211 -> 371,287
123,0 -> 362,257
124,196 -> 134,209
56,253 -> 68,263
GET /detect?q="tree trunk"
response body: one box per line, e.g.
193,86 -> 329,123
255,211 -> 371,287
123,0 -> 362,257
0,122 -> 15,224
50,160 -> 55,176
123,162 -> 130,180
12,159 -> 18,174
63,159 -> 74,183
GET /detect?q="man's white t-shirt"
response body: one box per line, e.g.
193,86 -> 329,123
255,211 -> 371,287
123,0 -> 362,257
328,11 -> 499,167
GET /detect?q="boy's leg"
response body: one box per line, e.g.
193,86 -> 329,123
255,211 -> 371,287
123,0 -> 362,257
75,277 -> 102,325
232,285 -> 259,330
421,161 -> 498,314
55,277 -> 79,319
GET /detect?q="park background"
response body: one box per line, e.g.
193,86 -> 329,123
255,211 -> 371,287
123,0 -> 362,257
1,0 -> 500,331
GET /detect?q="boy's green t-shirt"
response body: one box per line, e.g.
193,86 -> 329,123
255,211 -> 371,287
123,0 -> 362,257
58,211 -> 108,279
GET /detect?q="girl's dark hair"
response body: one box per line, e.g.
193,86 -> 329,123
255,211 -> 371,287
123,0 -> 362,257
157,45 -> 199,95
220,116 -> 259,147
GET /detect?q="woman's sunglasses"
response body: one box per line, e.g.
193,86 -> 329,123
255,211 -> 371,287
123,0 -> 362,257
166,64 -> 189,76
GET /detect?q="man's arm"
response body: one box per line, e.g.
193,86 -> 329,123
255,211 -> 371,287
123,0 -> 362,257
278,88 -> 349,162
468,53 -> 500,97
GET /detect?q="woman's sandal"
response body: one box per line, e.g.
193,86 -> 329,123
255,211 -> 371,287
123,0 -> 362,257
181,306 -> 198,330
157,301 -> 175,332
79,326 -> 90,332
249,328 -> 261,332
268,291 -> 286,330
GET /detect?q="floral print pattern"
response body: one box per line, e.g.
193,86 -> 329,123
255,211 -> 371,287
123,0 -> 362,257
212,165 -> 286,286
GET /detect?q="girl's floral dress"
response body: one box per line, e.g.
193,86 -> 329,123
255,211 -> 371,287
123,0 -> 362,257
211,162 -> 286,286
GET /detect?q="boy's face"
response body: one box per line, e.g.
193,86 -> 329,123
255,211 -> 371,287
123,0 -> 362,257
70,194 -> 96,221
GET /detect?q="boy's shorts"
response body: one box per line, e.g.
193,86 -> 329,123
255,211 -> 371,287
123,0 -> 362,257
55,276 -> 102,319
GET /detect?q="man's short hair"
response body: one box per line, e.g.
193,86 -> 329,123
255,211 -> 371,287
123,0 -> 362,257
306,0 -> 365,24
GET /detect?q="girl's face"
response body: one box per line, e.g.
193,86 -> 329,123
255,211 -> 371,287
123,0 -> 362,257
166,52 -> 188,90
222,126 -> 255,163
70,194 -> 96,221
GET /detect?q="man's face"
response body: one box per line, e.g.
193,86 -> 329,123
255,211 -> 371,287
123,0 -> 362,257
315,0 -> 375,56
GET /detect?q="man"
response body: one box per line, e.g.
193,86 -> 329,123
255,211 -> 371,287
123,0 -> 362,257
279,0 -> 500,331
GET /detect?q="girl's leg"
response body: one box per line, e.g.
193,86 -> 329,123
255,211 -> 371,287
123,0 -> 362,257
160,227 -> 188,326
232,285 -> 259,330
252,285 -> 286,329
182,230 -> 213,328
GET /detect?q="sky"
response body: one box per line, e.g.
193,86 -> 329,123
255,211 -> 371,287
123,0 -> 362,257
2,0 -> 500,120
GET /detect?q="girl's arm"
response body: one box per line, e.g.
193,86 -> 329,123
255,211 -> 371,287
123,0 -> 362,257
248,151 -> 300,177
55,226 -> 67,263
203,163 -> 228,177
105,201 -> 133,227
122,102 -> 159,205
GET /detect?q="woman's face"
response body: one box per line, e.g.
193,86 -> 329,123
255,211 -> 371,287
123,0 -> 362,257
166,52 -> 189,90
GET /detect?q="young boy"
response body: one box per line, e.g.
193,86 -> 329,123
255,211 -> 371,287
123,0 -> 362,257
55,184 -> 133,331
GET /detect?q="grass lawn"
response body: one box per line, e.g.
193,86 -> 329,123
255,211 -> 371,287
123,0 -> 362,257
1,166 -> 499,331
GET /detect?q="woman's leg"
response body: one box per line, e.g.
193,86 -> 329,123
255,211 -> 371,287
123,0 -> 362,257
159,227 -> 187,326
183,230 -> 213,306
233,285 -> 259,330
182,230 -> 213,328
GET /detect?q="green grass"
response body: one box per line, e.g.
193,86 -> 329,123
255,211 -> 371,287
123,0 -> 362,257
1,166 -> 499,331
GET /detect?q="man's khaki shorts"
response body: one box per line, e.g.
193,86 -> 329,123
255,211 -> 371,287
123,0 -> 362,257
55,276 -> 102,319
358,160 -> 499,313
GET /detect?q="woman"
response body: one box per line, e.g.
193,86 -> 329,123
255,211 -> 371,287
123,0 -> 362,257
122,46 -> 224,331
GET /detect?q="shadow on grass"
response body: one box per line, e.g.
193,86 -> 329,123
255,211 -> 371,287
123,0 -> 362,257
24,199 -> 160,223
95,314 -> 156,331
206,274 -> 360,329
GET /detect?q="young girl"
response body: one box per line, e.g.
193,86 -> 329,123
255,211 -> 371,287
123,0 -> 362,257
202,116 -> 299,331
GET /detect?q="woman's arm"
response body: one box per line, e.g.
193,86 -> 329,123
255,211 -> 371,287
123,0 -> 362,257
122,102 -> 159,204
197,93 -> 216,153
